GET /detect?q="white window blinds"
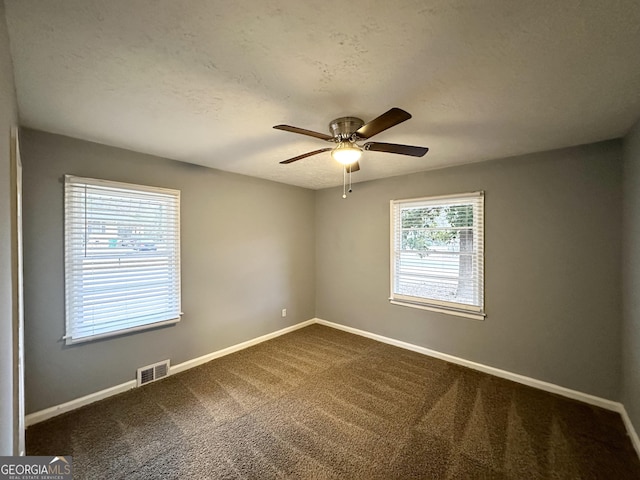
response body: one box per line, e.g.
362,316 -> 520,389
64,176 -> 181,344
390,192 -> 485,319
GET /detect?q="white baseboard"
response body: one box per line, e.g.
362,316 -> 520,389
25,315 -> 640,460
315,319 -> 621,411
169,319 -> 315,375
619,405 -> 640,460
315,318 -> 640,459
25,380 -> 137,427
25,319 -> 315,427
315,318 -> 640,457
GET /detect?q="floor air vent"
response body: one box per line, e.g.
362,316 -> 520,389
137,360 -> 170,387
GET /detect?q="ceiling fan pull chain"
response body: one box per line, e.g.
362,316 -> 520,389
348,167 -> 352,193
342,167 -> 347,199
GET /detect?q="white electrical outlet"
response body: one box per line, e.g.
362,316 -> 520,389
281,308 -> 287,317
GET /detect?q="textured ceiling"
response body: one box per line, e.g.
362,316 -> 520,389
5,0 -> 640,189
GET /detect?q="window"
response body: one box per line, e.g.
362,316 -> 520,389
390,191 -> 485,320
64,176 -> 181,344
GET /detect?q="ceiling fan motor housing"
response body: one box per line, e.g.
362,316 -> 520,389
329,117 -> 364,141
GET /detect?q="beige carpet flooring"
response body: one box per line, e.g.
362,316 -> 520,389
27,324 -> 640,479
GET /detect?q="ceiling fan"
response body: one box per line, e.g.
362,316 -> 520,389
273,107 -> 429,174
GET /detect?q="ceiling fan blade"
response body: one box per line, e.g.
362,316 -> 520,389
346,161 -> 360,173
279,148 -> 333,164
363,142 -> 429,157
355,108 -> 412,139
273,125 -> 334,141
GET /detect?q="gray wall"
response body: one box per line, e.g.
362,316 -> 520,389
316,141 -> 622,400
18,125 -> 633,415
0,0 -> 19,455
21,129 -> 316,413
623,119 -> 640,434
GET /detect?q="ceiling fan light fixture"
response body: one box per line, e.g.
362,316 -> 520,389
331,142 -> 362,165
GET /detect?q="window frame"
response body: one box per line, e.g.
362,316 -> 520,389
389,191 -> 485,320
64,175 -> 182,344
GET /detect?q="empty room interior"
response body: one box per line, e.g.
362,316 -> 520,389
2,0 -> 640,478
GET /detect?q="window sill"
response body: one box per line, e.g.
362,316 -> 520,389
389,299 -> 486,321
